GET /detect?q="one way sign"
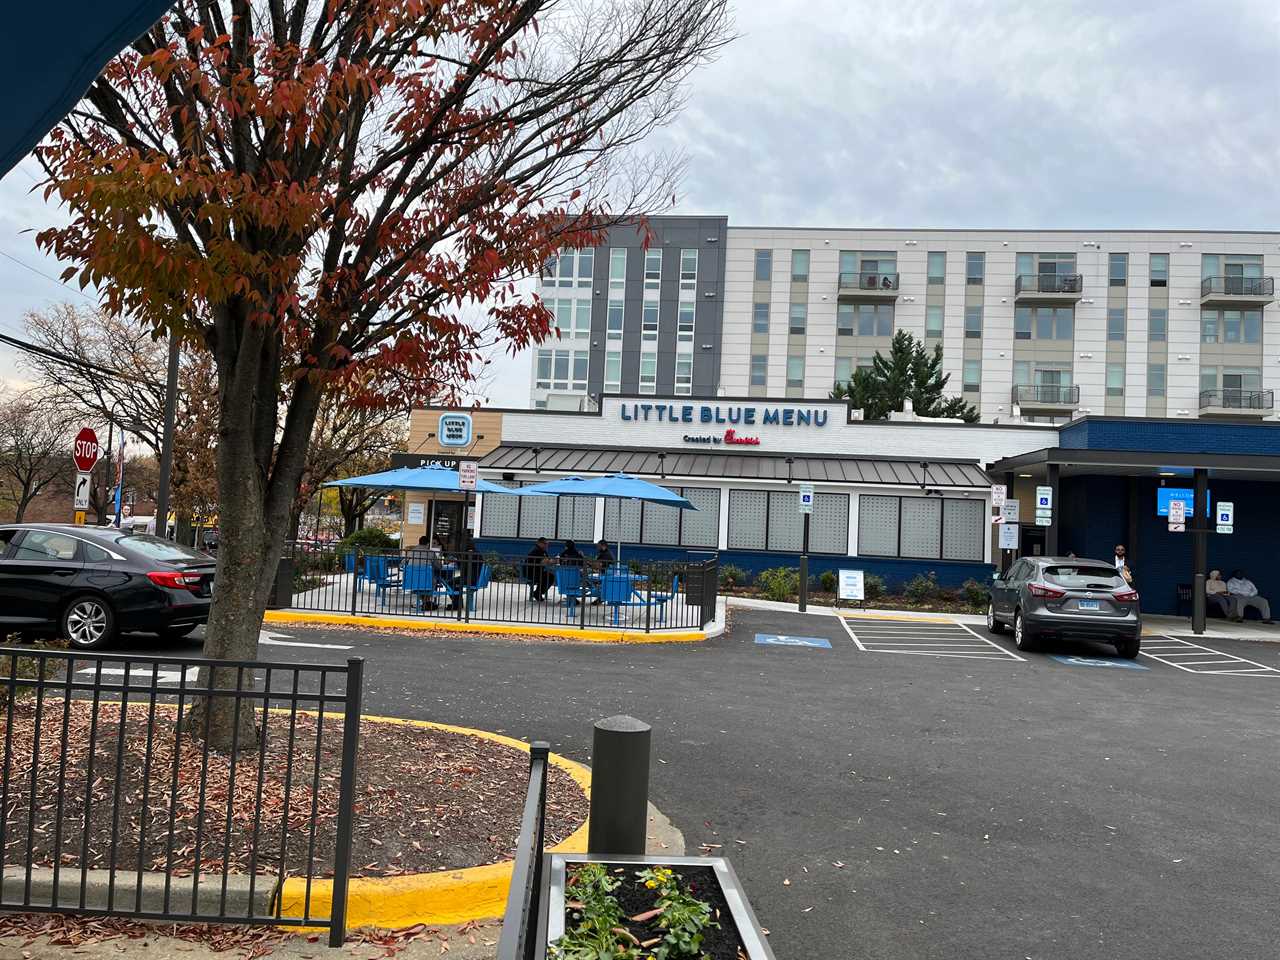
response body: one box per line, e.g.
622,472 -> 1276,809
73,471 -> 92,510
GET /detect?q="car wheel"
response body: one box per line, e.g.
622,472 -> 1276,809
61,596 -> 116,650
986,601 -> 1006,634
1115,637 -> 1141,659
1013,609 -> 1038,652
158,624 -> 198,641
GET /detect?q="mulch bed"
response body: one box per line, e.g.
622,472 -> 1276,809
0,696 -> 587,880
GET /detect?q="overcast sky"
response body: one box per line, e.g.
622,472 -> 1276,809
2,0 -> 1277,406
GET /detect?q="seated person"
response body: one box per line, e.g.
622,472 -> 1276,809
524,538 -> 552,601
407,535 -> 434,563
593,539 -> 616,570
558,539 -> 585,567
1205,570 -> 1235,619
1226,570 -> 1273,624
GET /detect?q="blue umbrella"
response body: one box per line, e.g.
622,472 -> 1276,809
324,464 -> 517,495
517,473 -> 697,562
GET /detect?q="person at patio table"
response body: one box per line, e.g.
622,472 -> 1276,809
589,540 -> 616,604
558,539 -> 585,566
447,532 -> 480,610
524,538 -> 552,601
1226,570 -> 1273,624
407,535 -> 434,563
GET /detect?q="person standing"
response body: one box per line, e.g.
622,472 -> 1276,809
1113,544 -> 1134,585
1226,570 -> 1273,624
524,537 -> 552,601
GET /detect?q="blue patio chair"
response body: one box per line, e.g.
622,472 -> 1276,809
555,565 -> 592,618
462,563 -> 493,613
401,563 -> 438,611
601,573 -> 644,626
366,554 -> 399,604
646,574 -> 680,625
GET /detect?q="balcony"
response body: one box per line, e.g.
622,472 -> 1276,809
838,271 -> 899,300
1199,389 -> 1274,419
1011,383 -> 1080,416
1200,275 -> 1275,306
1014,274 -> 1083,301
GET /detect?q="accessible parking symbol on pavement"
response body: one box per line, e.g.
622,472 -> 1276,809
1049,654 -> 1149,671
755,633 -> 832,649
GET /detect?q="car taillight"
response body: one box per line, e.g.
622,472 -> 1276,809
1028,583 -> 1067,599
1114,589 -> 1139,602
147,570 -> 203,591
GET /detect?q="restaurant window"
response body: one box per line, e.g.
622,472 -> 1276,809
752,302 -> 769,334
927,251 -> 946,284
941,499 -> 984,561
809,493 -> 850,554
1149,253 -> 1168,287
557,496 -> 596,542
603,487 -> 720,548
766,491 -> 803,551
900,497 -> 942,559
857,495 -> 900,556
857,494 -> 984,561
726,490 -> 767,550
518,486 -> 557,539
603,498 -> 642,544
642,500 -> 680,545
479,481 -> 520,538
791,249 -> 810,283
680,487 -> 720,548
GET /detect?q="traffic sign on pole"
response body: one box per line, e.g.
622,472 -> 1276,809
990,484 -> 1007,507
798,483 -> 814,514
73,471 -> 92,510
998,523 -> 1020,550
72,427 -> 100,472
458,461 -> 478,490
1000,501 -> 1021,524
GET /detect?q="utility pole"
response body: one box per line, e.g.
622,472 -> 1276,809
153,332 -> 180,538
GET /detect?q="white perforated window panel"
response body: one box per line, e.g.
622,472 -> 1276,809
900,496 -> 942,559
518,489 -> 557,539
857,495 -> 900,556
556,495 -> 596,542
680,487 -> 720,548
727,490 -> 767,550
642,494 -> 680,545
942,498 -> 985,560
767,491 -> 803,552
809,493 -> 849,554
479,481 -> 520,538
603,498 -> 642,543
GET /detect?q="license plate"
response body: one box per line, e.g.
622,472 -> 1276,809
1078,599 -> 1100,611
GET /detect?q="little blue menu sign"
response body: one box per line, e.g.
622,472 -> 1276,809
617,402 -> 834,448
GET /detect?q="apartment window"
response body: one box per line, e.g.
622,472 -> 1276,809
1201,308 -> 1262,344
543,248 -> 587,287
1149,253 -> 1168,287
856,303 -> 893,336
1223,367 -> 1262,392
606,299 -> 624,341
1200,367 -> 1218,392
834,356 -> 853,385
552,298 -> 590,339
1148,363 -> 1166,397
604,352 -> 622,393
926,304 -> 944,338
751,302 -> 769,335
786,355 -> 805,387
962,359 -> 981,392
1014,307 -> 1032,340
679,249 -> 698,297
1107,308 -> 1126,341
1028,305 -> 1073,340
677,303 -> 695,342
674,356 -> 693,395
1243,309 -> 1262,343
788,302 -> 808,335
643,249 -> 663,295
964,305 -> 983,339
535,350 -> 552,389
965,252 -> 985,285
1200,311 -> 1218,343
1223,309 -> 1242,343
1149,308 -> 1167,342
609,248 -> 627,289
750,354 -> 768,386
754,249 -> 772,282
836,303 -> 855,336
535,348 -> 589,393
927,251 -> 946,284
1106,363 -> 1125,397
641,303 -> 659,341
791,249 -> 810,283
638,355 -> 657,394
1109,253 -> 1128,287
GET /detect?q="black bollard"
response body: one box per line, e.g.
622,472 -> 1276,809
587,715 -> 651,855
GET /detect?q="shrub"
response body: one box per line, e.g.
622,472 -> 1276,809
959,578 -> 988,609
719,564 -> 748,589
337,527 -> 397,554
756,566 -> 801,602
819,570 -> 837,593
863,573 -> 886,601
903,571 -> 940,602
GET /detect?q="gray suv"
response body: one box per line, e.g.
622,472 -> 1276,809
987,556 -> 1141,658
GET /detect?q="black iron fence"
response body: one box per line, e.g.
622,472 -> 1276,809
1199,388 -> 1274,411
497,742 -> 550,960
288,546 -> 719,632
1014,273 -> 1083,295
0,648 -> 363,947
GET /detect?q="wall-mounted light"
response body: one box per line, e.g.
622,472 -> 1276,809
784,456 -> 794,484
532,447 -> 543,473
657,452 -> 667,478
1179,241 -> 1193,247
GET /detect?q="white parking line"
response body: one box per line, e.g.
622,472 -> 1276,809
1139,636 -> 1280,676
838,616 -> 1024,662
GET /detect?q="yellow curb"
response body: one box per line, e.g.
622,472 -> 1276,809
278,714 -> 591,930
264,609 -> 706,644
837,610 -> 957,623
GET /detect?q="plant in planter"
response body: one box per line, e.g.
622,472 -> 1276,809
819,569 -> 837,593
756,566 -> 799,603
718,564 -> 748,590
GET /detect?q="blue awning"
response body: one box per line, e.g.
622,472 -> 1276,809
0,2 -> 175,176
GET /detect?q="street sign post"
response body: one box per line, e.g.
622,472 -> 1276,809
73,471 -> 92,511
72,427 -> 100,472
798,483 -> 814,514
1216,501 -> 1234,535
1168,498 -> 1186,533
1000,501 -> 1021,524
999,523 -> 1020,550
458,461 -> 478,490
990,484 -> 1007,508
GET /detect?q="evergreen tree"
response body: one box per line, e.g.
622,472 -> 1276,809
830,331 -> 978,422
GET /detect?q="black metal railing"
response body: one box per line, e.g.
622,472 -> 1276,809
838,271 -> 899,292
0,648 -> 363,947
1199,388 -> 1274,411
1011,384 -> 1081,406
287,546 -> 718,632
1200,275 -> 1274,298
1014,274 -> 1083,295
497,742 -> 551,960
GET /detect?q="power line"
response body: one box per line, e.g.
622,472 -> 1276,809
0,249 -> 98,304
0,330 -> 161,388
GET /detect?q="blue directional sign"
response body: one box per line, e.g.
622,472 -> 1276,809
1049,655 -> 1148,671
755,633 -> 831,649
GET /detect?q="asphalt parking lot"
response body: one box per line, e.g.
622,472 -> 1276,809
124,613 -> 1280,960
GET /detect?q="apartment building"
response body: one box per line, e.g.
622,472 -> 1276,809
533,223 -> 1278,423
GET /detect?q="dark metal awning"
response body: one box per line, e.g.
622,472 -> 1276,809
988,447 -> 1280,482
479,445 -> 991,489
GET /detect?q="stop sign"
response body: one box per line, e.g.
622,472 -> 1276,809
73,427 -> 101,472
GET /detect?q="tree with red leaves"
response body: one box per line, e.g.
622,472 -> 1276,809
36,0 -> 731,749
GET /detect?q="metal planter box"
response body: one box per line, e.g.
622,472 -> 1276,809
545,852 -> 777,960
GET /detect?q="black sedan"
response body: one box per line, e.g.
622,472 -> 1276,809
0,523 -> 215,649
